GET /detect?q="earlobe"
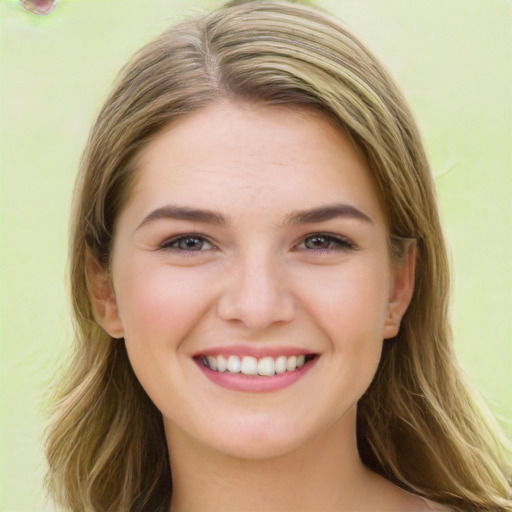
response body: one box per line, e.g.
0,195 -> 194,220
86,251 -> 124,339
383,242 -> 416,340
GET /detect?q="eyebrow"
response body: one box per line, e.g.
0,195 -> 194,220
137,205 -> 228,230
285,203 -> 374,225
137,202 -> 373,231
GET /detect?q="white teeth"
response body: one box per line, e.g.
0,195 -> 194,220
258,356 -> 275,376
206,355 -> 217,371
227,355 -> 241,373
275,355 -> 287,374
217,355 -> 227,372
286,355 -> 297,372
240,356 -> 258,375
201,353 -> 313,376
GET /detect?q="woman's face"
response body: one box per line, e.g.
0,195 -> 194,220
96,101 -> 413,459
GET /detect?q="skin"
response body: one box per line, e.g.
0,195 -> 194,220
91,101 -> 432,511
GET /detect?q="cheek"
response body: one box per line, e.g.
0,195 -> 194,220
297,259 -> 391,341
113,260 -> 214,346
112,262 -> 217,411
309,265 -> 389,408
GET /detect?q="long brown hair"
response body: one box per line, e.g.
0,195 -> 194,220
45,1 -> 512,510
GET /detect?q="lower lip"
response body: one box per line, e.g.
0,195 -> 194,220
195,357 -> 318,393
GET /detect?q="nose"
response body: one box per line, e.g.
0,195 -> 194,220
217,251 -> 296,331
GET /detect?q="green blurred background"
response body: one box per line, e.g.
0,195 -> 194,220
0,0 -> 510,510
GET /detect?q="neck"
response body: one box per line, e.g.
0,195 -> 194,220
166,407 -> 385,512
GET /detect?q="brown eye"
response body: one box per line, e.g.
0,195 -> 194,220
304,235 -> 332,250
176,237 -> 205,251
302,234 -> 354,251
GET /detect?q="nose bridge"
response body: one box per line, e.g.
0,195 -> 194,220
217,247 -> 295,330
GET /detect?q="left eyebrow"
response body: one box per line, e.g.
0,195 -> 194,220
285,203 -> 374,226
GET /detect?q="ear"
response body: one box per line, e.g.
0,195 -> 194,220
382,242 -> 416,340
86,251 -> 124,339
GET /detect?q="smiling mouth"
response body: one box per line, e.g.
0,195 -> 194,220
197,354 -> 317,377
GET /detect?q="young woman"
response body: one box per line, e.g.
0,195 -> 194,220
45,1 -> 512,510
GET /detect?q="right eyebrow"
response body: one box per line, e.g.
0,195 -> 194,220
136,205 -> 228,230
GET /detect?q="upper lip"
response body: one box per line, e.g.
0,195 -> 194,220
193,344 -> 318,358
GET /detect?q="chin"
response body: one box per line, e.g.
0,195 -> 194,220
166,410 -> 313,461
195,410 -> 341,462
211,432 -> 306,461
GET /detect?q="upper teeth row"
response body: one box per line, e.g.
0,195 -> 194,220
202,354 -> 307,376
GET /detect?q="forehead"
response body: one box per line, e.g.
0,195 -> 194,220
123,101 -> 386,228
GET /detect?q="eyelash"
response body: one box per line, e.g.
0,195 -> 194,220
159,234 -> 216,253
159,233 -> 356,254
298,233 -> 356,253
